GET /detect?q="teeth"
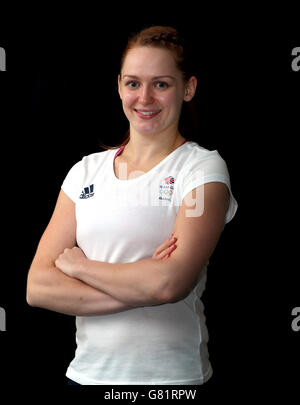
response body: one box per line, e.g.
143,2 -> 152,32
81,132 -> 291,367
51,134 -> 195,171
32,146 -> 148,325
137,110 -> 161,115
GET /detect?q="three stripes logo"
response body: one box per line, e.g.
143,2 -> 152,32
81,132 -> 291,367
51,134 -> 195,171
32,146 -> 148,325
80,184 -> 95,199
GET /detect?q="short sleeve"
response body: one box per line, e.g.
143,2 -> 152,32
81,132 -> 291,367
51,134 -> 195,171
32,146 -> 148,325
61,160 -> 84,203
180,151 -> 238,224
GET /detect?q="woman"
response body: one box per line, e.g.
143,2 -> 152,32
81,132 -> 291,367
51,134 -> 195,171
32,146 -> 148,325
26,26 -> 238,385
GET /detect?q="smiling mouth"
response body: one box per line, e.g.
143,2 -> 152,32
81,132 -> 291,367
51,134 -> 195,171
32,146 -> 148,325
134,109 -> 162,119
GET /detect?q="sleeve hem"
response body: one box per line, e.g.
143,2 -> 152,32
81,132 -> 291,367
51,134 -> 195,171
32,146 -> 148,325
181,176 -> 238,224
61,185 -> 77,203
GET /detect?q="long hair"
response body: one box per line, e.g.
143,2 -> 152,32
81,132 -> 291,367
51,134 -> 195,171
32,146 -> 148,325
99,25 -> 199,150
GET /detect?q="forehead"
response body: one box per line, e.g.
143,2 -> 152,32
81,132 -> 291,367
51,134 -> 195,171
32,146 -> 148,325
121,46 -> 179,77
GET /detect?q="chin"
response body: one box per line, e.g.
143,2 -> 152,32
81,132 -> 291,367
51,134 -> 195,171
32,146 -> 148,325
133,126 -> 163,136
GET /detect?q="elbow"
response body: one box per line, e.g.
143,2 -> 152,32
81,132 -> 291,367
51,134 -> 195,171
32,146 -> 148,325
151,262 -> 188,304
26,296 -> 35,307
155,288 -> 175,304
150,259 -> 196,304
26,284 -> 37,307
154,279 -> 187,304
156,287 -> 189,304
155,275 -> 195,304
26,273 -> 40,307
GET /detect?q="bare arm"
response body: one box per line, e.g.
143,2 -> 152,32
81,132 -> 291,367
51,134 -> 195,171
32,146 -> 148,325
28,265 -> 133,316
26,190 -> 132,316
55,251 -> 172,307
55,182 -> 229,306
27,190 -> 176,316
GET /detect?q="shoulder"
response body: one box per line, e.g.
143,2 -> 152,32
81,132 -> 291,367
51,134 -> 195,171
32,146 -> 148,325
61,149 -> 114,202
180,141 -> 226,167
66,149 -> 114,176
180,141 -> 230,178
176,142 -> 237,223
80,149 -> 113,170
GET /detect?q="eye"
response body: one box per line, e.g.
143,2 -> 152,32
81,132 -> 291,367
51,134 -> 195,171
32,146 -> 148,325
125,81 -> 139,89
154,81 -> 169,89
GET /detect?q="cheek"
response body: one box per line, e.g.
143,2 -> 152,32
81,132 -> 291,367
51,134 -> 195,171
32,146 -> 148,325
122,92 -> 137,108
158,92 -> 183,114
158,89 -> 181,107
156,93 -> 169,106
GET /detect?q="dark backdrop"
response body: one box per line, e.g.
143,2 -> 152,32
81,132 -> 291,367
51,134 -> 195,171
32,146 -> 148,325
0,8 -> 298,399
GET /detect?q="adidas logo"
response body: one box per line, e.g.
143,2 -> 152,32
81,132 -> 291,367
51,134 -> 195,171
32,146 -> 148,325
80,184 -> 95,199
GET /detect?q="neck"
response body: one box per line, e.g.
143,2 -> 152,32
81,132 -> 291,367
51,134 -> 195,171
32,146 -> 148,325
123,126 -> 186,165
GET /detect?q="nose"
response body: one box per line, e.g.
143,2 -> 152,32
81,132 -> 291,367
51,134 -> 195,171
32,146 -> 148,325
139,84 -> 154,105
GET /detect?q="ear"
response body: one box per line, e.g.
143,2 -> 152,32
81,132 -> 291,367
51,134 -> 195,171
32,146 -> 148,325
183,76 -> 197,102
118,74 -> 122,100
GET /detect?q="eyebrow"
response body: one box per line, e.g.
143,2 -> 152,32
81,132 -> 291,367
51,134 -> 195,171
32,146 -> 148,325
122,75 -> 176,81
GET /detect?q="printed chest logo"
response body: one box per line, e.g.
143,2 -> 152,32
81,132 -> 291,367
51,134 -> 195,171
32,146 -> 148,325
80,184 -> 94,199
159,176 -> 175,202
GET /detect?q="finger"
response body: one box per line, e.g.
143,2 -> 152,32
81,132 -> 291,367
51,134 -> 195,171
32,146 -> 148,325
162,243 -> 177,259
153,238 -> 176,258
154,236 -> 177,255
154,243 -> 177,260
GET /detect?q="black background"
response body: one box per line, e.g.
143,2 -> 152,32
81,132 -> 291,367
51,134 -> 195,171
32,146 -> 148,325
0,5 -> 299,399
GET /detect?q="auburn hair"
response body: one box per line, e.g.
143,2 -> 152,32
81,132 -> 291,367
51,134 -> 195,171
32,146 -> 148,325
99,25 -> 199,150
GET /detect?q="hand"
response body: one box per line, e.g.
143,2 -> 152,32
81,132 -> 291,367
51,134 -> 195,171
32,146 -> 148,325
55,246 -> 87,277
152,234 -> 177,260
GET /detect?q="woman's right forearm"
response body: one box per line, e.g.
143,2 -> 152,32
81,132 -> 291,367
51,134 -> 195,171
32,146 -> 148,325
26,265 -> 133,316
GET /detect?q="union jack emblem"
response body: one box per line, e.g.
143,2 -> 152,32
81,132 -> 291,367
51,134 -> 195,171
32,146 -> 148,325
164,176 -> 175,185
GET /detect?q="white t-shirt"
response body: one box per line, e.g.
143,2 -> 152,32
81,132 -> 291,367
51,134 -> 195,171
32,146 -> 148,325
61,141 -> 238,385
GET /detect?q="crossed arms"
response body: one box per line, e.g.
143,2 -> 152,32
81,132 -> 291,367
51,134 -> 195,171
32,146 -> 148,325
26,182 -> 229,316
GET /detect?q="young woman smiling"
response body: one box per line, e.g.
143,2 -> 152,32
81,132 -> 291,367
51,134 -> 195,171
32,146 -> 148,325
26,26 -> 238,386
